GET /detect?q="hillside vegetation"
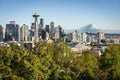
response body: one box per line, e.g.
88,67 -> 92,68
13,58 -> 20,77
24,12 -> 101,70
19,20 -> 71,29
0,41 -> 120,80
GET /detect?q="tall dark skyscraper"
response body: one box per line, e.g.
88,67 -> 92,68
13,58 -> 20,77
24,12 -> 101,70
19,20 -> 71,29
14,24 -> 20,41
31,23 -> 35,31
45,25 -> 49,33
39,18 -> 44,29
0,25 -> 3,41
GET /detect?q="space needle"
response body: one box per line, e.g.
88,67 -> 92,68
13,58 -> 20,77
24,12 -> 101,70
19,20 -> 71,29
33,13 -> 40,42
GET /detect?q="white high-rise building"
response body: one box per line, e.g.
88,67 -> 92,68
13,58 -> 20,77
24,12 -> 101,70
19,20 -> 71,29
20,24 -> 29,41
81,33 -> 87,43
98,32 -> 104,43
55,25 -> 64,39
72,30 -> 81,42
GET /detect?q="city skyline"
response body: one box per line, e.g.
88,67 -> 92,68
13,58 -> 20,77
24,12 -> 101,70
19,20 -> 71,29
0,0 -> 120,30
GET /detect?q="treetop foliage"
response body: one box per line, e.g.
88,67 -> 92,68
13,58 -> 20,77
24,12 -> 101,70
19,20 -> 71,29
0,41 -> 120,80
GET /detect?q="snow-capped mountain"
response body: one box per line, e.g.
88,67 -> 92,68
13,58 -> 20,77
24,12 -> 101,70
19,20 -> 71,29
80,24 -> 100,33
65,24 -> 120,33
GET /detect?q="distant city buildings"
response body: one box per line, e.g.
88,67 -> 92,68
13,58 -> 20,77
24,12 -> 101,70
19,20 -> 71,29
0,12 -> 120,57
0,13 -> 119,52
5,21 -> 20,42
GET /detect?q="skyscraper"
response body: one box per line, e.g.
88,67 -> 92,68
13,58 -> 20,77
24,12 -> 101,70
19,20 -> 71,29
39,18 -> 44,29
98,32 -> 104,43
14,24 -> 20,41
41,30 -> 46,40
0,25 -> 3,41
55,25 -> 63,39
50,21 -> 55,38
81,33 -> 87,43
33,13 -> 40,42
38,18 -> 44,38
72,30 -> 81,42
31,23 -> 35,31
20,24 -> 29,41
5,21 -> 20,41
45,25 -> 49,33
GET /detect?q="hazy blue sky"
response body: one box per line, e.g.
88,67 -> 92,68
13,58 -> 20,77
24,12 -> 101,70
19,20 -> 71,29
0,0 -> 120,30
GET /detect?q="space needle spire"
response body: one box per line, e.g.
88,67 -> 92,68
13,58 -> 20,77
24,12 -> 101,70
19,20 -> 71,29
33,12 -> 40,42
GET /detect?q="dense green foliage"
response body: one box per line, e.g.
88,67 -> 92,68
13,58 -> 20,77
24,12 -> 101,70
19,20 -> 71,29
0,41 -> 120,80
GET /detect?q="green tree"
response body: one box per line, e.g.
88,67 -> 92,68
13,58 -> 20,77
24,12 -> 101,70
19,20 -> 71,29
0,43 -> 51,80
75,54 -> 99,80
101,44 -> 120,80
32,42 -> 60,79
